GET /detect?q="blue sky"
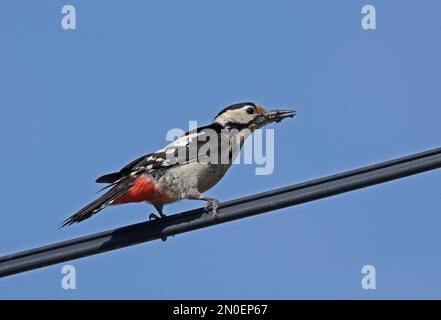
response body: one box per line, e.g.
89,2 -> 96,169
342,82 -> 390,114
1,0 -> 441,299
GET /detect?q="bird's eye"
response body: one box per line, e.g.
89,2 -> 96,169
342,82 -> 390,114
246,107 -> 255,115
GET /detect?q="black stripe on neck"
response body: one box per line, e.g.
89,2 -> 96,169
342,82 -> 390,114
223,122 -> 250,131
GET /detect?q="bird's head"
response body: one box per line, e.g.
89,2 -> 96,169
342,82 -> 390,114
213,102 -> 296,130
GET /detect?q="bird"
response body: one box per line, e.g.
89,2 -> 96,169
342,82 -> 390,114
61,102 -> 295,227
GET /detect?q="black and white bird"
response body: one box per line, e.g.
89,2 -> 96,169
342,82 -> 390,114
61,102 -> 295,227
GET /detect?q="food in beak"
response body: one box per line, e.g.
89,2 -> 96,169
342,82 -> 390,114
265,109 -> 296,123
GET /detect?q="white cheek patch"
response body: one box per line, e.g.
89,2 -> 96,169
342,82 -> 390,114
217,109 -> 254,125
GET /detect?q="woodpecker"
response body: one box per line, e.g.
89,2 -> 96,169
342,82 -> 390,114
61,102 -> 295,227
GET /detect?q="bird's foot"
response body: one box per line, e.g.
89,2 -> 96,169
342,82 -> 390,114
205,199 -> 220,216
149,212 -> 167,221
148,212 -> 168,241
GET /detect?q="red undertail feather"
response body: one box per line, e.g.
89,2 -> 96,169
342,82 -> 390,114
61,175 -> 175,227
113,176 -> 157,204
112,175 -> 173,205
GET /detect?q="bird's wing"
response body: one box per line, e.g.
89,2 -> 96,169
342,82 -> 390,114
96,123 -> 231,185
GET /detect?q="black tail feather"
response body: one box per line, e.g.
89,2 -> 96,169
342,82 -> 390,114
96,172 -> 121,184
60,183 -> 131,228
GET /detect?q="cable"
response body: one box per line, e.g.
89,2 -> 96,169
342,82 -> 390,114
1,146 -> 441,278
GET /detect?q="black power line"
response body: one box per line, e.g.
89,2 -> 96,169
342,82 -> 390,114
1,147 -> 441,278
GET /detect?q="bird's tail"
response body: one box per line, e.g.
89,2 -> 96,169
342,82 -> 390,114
60,183 -> 130,228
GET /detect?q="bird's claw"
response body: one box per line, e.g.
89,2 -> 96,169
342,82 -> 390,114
148,213 -> 168,241
149,212 -> 167,221
149,213 -> 160,221
205,199 -> 220,216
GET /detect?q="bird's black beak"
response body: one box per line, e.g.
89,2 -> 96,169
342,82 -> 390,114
263,109 -> 296,124
248,105 -> 296,129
